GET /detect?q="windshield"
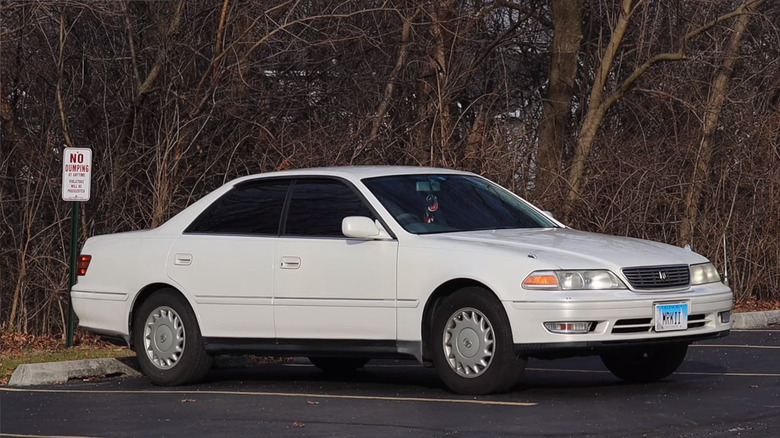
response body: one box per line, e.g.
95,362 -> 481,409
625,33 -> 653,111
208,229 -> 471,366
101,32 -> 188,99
363,174 -> 558,234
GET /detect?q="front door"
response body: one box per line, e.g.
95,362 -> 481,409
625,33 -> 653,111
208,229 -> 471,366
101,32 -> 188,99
273,178 -> 398,340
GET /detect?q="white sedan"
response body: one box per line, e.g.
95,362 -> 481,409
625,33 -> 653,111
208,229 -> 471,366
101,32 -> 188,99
72,166 -> 733,394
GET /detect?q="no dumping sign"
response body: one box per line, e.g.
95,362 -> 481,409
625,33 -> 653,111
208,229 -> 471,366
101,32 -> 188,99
62,148 -> 92,201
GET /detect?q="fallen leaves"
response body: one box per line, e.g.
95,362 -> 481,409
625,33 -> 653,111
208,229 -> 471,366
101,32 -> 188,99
289,401 -> 319,428
0,331 -> 61,356
733,299 -> 780,313
0,330 -> 115,357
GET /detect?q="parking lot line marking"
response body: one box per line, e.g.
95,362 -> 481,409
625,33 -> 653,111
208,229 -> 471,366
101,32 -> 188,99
731,329 -> 780,333
526,368 -> 780,378
676,371 -> 780,377
0,434 -> 98,438
693,344 -> 780,350
0,387 -> 536,407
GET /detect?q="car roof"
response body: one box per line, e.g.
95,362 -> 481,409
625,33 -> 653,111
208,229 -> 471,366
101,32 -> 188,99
230,166 -> 474,185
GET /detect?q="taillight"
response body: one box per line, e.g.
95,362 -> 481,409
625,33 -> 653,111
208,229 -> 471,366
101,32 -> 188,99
77,255 -> 92,276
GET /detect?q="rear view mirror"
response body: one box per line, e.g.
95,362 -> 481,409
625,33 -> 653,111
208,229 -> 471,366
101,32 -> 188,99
416,181 -> 440,192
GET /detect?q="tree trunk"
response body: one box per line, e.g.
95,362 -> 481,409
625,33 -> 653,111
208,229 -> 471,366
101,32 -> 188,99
563,0 -> 633,218
112,0 -> 186,208
534,0 -> 582,202
411,1 -> 455,166
353,6 -> 420,163
429,1 -> 454,166
679,0 -> 764,245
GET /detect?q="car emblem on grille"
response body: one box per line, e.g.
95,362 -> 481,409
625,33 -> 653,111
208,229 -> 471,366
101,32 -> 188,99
658,271 -> 667,280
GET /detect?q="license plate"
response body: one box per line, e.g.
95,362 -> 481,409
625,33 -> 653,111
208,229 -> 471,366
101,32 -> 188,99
654,303 -> 688,332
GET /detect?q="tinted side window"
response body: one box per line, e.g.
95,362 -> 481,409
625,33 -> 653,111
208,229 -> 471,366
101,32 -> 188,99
186,180 -> 290,235
284,179 -> 373,237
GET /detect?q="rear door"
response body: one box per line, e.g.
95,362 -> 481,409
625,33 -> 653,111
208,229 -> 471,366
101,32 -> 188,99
273,178 -> 398,340
167,179 -> 290,338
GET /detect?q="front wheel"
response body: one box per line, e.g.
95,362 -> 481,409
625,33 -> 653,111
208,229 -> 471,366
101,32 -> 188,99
431,288 -> 526,395
600,343 -> 688,383
133,289 -> 213,386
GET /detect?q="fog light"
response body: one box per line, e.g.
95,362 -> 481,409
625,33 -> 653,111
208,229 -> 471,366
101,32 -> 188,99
544,321 -> 594,334
719,311 -> 731,324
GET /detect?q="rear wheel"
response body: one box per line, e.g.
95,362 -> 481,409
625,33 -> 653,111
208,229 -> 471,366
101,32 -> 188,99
431,287 -> 526,395
600,343 -> 688,383
308,357 -> 370,374
133,289 -> 212,385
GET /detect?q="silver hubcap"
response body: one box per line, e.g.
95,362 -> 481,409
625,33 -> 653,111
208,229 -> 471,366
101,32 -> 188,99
442,308 -> 495,378
143,306 -> 185,370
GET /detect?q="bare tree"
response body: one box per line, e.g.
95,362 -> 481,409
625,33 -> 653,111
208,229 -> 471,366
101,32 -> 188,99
2,0 -> 780,335
563,0 -> 766,218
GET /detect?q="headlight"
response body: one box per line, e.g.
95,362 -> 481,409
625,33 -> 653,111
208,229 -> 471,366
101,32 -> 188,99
690,262 -> 721,285
523,270 -> 626,290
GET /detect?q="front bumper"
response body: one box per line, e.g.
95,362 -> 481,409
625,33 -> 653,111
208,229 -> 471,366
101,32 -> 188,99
514,329 -> 729,358
504,283 -> 733,357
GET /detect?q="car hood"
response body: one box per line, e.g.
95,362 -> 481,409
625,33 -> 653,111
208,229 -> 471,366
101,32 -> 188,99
426,228 -> 707,270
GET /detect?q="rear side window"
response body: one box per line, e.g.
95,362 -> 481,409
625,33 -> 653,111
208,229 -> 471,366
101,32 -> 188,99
186,179 -> 290,235
284,179 -> 374,237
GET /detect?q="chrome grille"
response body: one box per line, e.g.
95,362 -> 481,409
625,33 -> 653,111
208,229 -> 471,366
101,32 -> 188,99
621,265 -> 690,290
611,314 -> 706,334
612,318 -> 652,334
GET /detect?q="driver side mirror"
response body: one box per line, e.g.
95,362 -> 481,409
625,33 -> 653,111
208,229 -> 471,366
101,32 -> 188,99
342,216 -> 393,240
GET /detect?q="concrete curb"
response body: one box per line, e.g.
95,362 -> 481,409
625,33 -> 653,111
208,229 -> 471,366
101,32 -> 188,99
731,310 -> 780,329
7,357 -> 142,387
5,355 -> 284,387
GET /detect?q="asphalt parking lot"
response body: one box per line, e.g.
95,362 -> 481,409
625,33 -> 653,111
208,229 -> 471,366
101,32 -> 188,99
1,328 -> 778,438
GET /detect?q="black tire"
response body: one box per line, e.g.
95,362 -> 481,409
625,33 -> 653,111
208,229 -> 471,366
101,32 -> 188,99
133,289 -> 213,386
600,343 -> 688,383
430,287 -> 526,395
308,357 -> 370,374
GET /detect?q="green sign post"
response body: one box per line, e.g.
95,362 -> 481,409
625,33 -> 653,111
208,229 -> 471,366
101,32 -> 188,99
67,201 -> 81,347
62,148 -> 92,347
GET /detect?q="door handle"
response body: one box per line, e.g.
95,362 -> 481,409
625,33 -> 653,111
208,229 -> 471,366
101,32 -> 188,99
280,256 -> 301,269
